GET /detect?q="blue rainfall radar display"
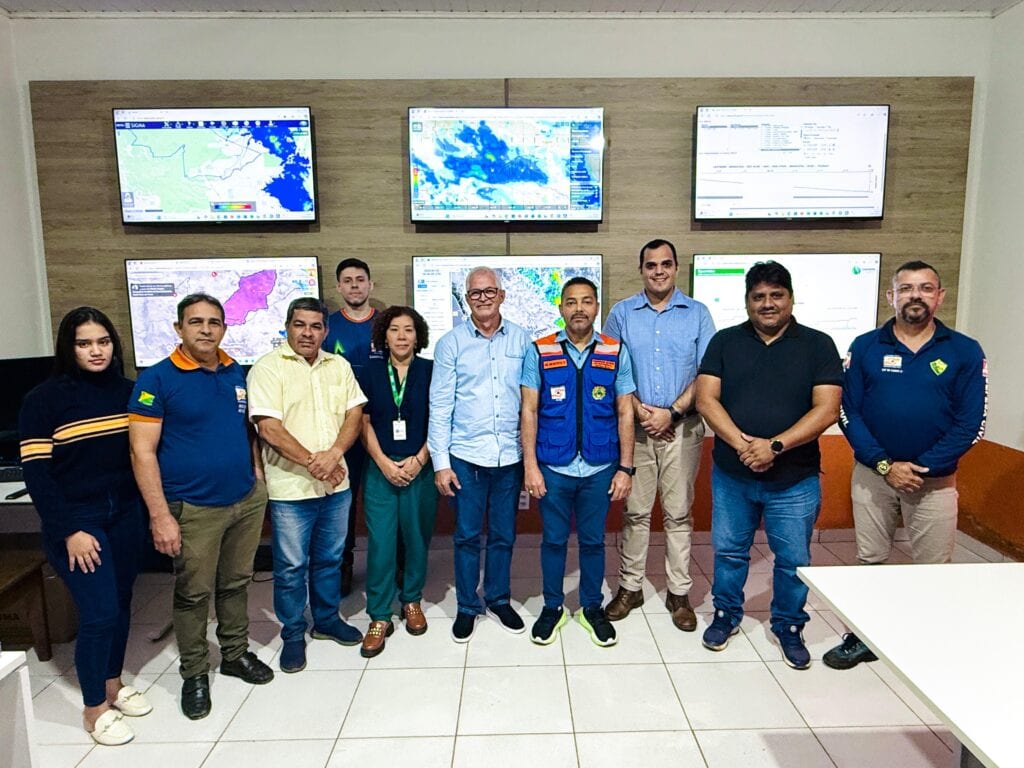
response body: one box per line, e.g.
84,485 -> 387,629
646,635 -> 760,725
409,107 -> 604,222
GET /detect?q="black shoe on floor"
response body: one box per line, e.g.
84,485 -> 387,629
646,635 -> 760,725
181,674 -> 211,720
451,612 -> 480,643
486,603 -> 526,634
577,606 -> 618,647
823,632 -> 878,670
220,651 -> 275,685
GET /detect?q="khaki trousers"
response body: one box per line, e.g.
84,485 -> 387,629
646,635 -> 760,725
617,414 -> 704,595
851,462 -> 958,565
169,480 -> 268,679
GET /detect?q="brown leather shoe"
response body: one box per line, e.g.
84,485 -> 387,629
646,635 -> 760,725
360,621 -> 394,659
605,586 -> 644,622
402,602 -> 428,636
665,592 -> 697,632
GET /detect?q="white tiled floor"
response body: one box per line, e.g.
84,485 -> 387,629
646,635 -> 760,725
24,528 -> 1004,768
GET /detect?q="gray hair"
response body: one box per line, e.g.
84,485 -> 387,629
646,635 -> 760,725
465,266 -> 503,293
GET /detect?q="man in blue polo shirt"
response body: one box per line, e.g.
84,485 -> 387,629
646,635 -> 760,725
521,277 -> 636,647
129,293 -> 273,721
825,260 -> 987,670
603,238 -> 715,632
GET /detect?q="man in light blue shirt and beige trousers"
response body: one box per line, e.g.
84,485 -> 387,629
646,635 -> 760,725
603,239 -> 716,632
428,266 -> 530,643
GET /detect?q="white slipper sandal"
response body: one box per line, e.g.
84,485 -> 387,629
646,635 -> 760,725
87,709 -> 134,746
113,685 -> 153,717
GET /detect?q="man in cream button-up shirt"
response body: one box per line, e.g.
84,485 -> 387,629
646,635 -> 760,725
247,297 -> 368,673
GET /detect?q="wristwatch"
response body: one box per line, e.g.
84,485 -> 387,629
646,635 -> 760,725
669,407 -> 684,423
617,465 -> 637,476
875,459 -> 892,476
770,439 -> 785,455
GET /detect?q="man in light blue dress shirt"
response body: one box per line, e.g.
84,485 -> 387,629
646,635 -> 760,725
428,266 -> 530,643
603,239 -> 716,633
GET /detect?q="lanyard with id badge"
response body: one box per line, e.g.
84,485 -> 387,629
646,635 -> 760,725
388,360 -> 408,442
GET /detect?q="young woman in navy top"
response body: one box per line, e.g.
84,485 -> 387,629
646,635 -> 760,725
19,307 -> 151,746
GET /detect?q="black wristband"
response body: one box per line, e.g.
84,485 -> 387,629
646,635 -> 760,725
617,464 -> 636,476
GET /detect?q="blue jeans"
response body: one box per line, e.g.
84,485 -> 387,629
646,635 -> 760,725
538,464 -> 615,611
271,490 -> 351,642
43,490 -> 143,707
450,456 -> 523,616
710,466 -> 821,634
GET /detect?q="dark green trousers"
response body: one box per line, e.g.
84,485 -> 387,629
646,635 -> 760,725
363,459 -> 438,621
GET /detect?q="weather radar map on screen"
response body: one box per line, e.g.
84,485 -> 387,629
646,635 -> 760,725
413,255 -> 602,357
126,256 -> 320,367
114,107 -> 316,224
409,107 -> 604,222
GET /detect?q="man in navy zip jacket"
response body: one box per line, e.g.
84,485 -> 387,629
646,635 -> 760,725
825,260 -> 988,670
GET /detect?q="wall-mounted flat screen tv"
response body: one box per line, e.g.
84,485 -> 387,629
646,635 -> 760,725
113,106 -> 317,224
412,254 -> 603,357
693,105 -> 889,221
409,107 -> 605,222
125,256 -> 320,367
691,252 -> 881,355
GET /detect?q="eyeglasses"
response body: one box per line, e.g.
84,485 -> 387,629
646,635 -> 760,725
467,287 -> 500,301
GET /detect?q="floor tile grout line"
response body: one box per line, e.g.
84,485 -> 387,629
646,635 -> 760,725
449,642 -> 470,768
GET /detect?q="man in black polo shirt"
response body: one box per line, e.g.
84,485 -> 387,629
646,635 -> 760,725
695,262 -> 842,669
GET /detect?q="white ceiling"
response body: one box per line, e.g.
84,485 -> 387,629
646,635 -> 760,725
1,0 -> 1020,16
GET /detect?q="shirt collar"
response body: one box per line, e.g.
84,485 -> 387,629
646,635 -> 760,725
277,342 -> 331,366
469,316 -> 507,338
169,345 -> 234,371
634,287 -> 691,311
740,317 -> 803,341
878,317 -> 951,346
554,328 -> 598,349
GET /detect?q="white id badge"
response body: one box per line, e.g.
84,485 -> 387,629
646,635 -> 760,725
392,419 -> 407,441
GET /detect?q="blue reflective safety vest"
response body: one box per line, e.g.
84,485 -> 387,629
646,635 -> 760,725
535,332 -> 621,467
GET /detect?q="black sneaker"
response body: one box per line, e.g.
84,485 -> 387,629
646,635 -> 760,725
531,606 -> 569,645
451,612 -> 480,643
773,625 -> 811,670
486,603 -> 526,634
823,632 -> 878,670
702,610 -> 739,651
577,607 -> 617,647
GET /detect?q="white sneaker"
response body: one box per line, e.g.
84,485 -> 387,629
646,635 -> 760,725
87,709 -> 134,746
113,685 -> 153,716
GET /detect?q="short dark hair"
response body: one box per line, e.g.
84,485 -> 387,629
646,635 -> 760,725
894,260 -> 941,288
371,305 -> 430,354
53,306 -> 125,377
561,276 -> 599,301
639,238 -> 678,268
286,297 -> 329,326
176,293 -> 225,325
745,261 -> 793,297
335,258 -> 371,282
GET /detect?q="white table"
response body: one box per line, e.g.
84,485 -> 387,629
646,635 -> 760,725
0,650 -> 39,768
799,563 -> 1024,768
